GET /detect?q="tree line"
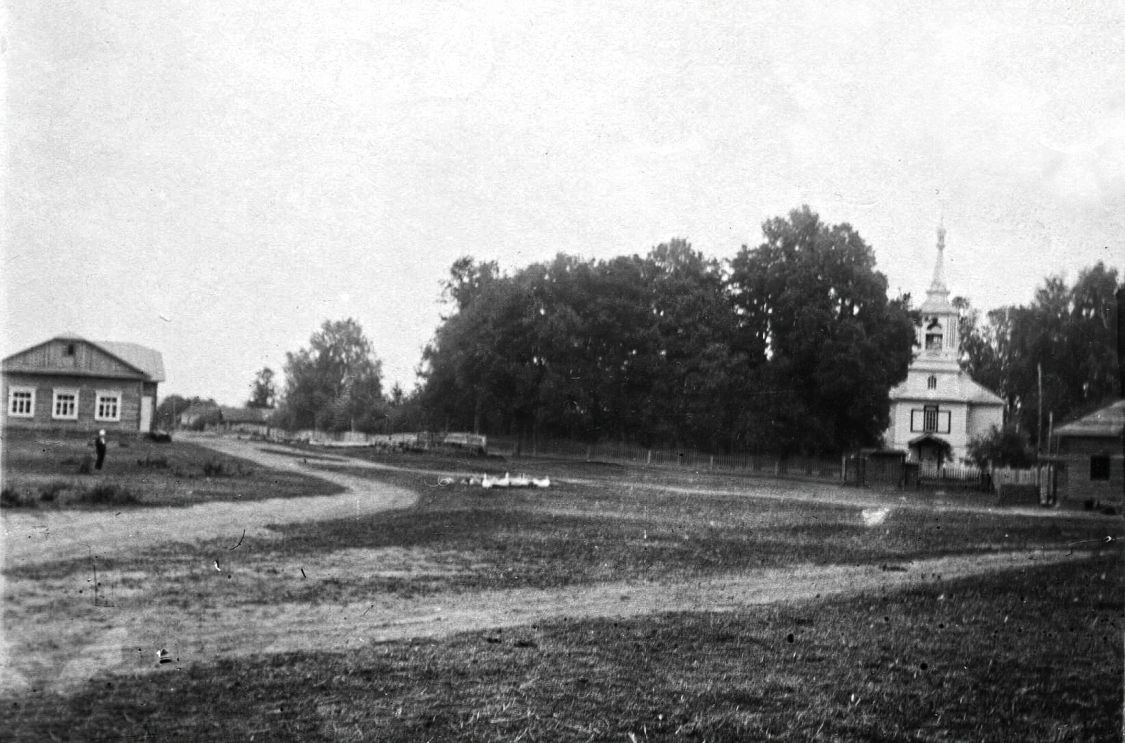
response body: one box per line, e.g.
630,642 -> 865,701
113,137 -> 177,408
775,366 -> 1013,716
959,261 -> 1121,451
234,205 -> 1118,459
417,206 -> 916,456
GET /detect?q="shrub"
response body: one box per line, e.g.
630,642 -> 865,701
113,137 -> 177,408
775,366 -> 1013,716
968,425 -> 1035,469
38,480 -> 69,503
77,484 -> 139,506
1,487 -> 32,508
202,458 -> 242,477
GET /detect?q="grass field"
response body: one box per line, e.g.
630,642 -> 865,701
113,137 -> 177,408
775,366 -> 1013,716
0,430 -> 343,507
2,438 -> 1122,741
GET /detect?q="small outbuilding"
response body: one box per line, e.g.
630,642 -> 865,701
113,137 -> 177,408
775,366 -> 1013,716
1049,399 -> 1124,507
2,334 -> 165,433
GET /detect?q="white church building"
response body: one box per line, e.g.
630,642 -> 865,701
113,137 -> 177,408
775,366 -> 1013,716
884,226 -> 1004,463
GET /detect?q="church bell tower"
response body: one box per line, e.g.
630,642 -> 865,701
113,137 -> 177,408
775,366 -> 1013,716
915,225 -> 960,372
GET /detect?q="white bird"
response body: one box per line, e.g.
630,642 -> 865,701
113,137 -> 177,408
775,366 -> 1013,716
531,476 -> 551,488
861,507 -> 890,527
494,472 -> 511,488
509,473 -> 531,488
481,475 -> 494,489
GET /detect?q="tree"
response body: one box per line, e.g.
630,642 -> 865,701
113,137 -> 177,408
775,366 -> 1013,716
277,319 -> 385,432
247,367 -> 277,409
155,394 -> 216,430
967,425 -> 1035,468
727,206 -> 916,455
959,263 -> 1122,446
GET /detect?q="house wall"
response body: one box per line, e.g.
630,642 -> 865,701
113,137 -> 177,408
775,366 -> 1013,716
2,372 -> 147,432
1055,435 -> 1124,503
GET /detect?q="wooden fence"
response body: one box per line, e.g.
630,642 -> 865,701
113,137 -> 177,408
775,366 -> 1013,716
490,436 -> 845,482
919,461 -> 1039,488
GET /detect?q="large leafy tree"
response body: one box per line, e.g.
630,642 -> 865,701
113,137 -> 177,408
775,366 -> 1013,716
728,206 -> 916,455
278,318 -> 385,432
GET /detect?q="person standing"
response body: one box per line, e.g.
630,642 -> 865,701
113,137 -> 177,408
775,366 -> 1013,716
94,429 -> 107,471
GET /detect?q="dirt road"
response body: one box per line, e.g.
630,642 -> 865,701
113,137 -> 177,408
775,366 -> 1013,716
1,546 -> 1091,695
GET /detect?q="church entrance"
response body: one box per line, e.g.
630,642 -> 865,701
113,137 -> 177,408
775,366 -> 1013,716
908,434 -> 952,465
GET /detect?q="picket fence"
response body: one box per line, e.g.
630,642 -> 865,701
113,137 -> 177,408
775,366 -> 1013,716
918,461 -> 1039,487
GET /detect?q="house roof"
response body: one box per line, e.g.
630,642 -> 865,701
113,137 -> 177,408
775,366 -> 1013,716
889,369 -> 1004,406
95,341 -> 166,382
2,335 -> 165,382
219,406 -> 272,424
1053,399 -> 1125,439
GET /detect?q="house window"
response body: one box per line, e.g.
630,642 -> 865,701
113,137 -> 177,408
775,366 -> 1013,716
8,387 -> 35,417
923,405 -> 938,432
65,343 -> 76,356
927,375 -> 937,390
1090,455 -> 1111,482
95,391 -> 122,422
52,389 -> 79,420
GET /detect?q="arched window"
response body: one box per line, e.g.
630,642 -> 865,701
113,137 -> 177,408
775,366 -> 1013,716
927,375 -> 937,390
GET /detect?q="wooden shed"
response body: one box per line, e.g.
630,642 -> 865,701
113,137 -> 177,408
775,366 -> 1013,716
1049,399 -> 1124,508
2,335 -> 165,433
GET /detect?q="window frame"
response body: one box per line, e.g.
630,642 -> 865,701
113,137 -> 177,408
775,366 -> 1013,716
1090,455 -> 1111,482
52,388 -> 80,420
94,390 -> 122,422
927,375 -> 937,390
7,386 -> 36,418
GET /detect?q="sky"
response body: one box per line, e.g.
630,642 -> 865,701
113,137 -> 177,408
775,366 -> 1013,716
3,1 -> 1123,405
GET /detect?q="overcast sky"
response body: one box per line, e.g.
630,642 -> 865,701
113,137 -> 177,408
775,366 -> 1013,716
3,1 -> 1123,405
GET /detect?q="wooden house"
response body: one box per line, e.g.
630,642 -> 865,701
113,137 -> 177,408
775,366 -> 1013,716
2,335 -> 165,433
1049,399 -> 1124,506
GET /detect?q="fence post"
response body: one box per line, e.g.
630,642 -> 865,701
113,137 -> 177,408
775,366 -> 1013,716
646,449 -> 652,466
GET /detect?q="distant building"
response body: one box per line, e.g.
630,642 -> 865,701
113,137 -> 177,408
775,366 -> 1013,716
884,227 -> 1004,463
178,401 -> 221,428
2,334 -> 165,433
1049,399 -> 1124,505
218,406 -> 274,435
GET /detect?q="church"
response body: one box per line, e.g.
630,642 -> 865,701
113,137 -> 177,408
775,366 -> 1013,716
883,226 -> 1004,463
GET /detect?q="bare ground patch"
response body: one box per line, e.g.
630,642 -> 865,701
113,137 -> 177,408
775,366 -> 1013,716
0,547 -> 1091,694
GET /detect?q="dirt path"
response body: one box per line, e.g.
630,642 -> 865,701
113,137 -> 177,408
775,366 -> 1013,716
0,547 -> 1093,695
1,437 -> 418,569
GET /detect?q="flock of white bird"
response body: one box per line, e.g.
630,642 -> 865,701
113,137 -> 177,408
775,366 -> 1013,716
438,472 -> 551,489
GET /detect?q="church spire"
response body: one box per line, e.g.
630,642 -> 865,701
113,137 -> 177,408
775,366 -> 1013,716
929,223 -> 948,295
919,222 -> 954,316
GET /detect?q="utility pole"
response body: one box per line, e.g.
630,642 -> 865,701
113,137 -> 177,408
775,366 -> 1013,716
1037,363 -> 1043,492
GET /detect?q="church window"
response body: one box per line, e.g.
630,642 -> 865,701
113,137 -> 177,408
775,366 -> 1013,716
923,405 -> 938,432
927,375 -> 937,390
